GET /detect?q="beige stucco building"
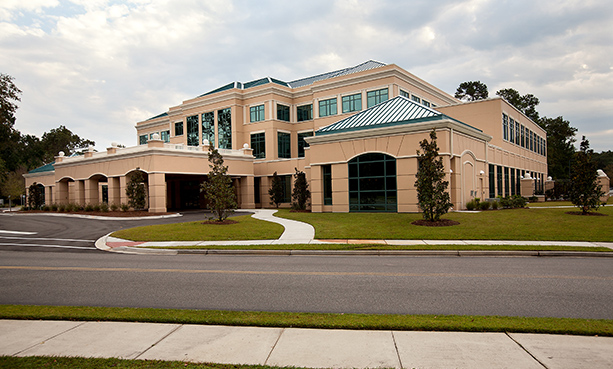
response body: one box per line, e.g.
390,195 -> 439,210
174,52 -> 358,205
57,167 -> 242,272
25,61 -> 549,213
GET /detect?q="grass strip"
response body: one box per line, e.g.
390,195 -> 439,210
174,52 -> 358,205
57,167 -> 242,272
0,356 -> 289,369
144,244 -> 612,252
111,215 -> 284,241
1,305 -> 611,337
276,207 -> 613,242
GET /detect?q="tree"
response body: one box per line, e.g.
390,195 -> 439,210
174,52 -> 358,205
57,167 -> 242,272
569,137 -> 604,214
1,168 -> 25,203
539,116 -> 577,180
268,171 -> 284,208
496,88 -> 540,123
200,146 -> 237,221
414,129 -> 452,221
454,81 -> 489,101
125,171 -> 147,210
0,73 -> 22,125
291,168 -> 310,210
40,125 -> 95,164
28,182 -> 44,209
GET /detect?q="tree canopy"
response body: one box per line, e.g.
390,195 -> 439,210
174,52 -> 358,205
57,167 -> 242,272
454,81 -> 489,101
539,116 -> 577,180
495,88 -> 540,123
569,137 -> 604,214
200,146 -> 237,221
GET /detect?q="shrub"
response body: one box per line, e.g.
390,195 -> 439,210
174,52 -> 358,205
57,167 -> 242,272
58,203 -> 66,212
92,203 -> 101,212
50,203 -> 58,211
64,203 -> 76,212
120,203 -> 130,212
100,203 -> 109,212
512,195 -> 527,208
110,203 -> 119,212
491,200 -> 499,210
465,200 -> 477,210
42,205 -> 51,211
479,201 -> 491,210
84,203 -> 94,212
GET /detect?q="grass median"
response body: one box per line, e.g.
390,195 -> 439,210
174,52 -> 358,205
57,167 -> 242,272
1,305 -> 611,337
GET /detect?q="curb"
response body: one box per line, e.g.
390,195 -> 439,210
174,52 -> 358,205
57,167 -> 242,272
6,212 -> 183,221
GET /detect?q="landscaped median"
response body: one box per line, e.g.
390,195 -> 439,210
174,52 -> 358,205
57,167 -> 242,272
109,206 -> 613,252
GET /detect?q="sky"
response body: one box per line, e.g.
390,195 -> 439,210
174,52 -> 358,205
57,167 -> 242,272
1,0 -> 612,153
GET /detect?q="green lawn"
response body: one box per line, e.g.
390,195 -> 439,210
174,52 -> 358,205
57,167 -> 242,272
0,357 -> 283,369
112,215 -> 284,241
276,207 -> 613,241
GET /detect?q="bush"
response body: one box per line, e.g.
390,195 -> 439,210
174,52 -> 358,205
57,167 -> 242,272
50,203 -> 58,211
110,203 -> 119,212
58,203 -> 66,212
465,200 -> 477,210
42,205 -> 51,211
512,195 -> 528,208
84,203 -> 94,212
120,203 -> 130,212
491,201 -> 499,210
64,203 -> 76,212
100,203 -> 109,212
92,203 -> 101,212
479,201 -> 491,210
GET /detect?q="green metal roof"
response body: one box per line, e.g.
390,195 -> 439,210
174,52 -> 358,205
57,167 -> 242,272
146,112 -> 168,121
316,96 -> 481,135
28,162 -> 55,174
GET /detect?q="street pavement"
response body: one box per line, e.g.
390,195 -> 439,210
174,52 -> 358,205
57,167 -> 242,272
1,319 -> 612,368
3,208 -> 613,367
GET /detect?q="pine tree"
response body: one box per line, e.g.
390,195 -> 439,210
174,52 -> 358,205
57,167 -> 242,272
569,136 -> 604,214
268,171 -> 284,208
126,171 -> 146,210
414,129 -> 452,221
201,146 -> 237,221
291,168 -> 310,210
28,182 -> 44,209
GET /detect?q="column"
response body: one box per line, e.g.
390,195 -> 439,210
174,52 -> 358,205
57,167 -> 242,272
148,172 -> 167,213
75,180 -> 86,206
119,176 -> 128,206
239,176 -> 255,209
57,181 -> 69,204
84,179 -> 99,204
108,177 -> 121,206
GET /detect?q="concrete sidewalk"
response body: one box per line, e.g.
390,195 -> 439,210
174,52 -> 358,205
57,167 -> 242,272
1,319 -> 612,368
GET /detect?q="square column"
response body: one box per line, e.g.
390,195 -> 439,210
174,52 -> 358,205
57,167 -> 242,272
75,180 -> 86,206
239,176 -> 255,209
108,177 -> 121,206
119,176 -> 128,206
84,179 -> 99,204
148,172 -> 167,213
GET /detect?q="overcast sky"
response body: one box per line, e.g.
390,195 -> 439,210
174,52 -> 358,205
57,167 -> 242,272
1,0 -> 612,154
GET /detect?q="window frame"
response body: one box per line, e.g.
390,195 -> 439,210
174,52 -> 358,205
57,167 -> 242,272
250,132 -> 266,159
277,104 -> 290,122
366,88 -> 388,108
277,131 -> 291,159
297,104 -> 313,122
174,121 -> 184,136
342,93 -> 362,113
250,104 -> 265,123
318,97 -> 337,117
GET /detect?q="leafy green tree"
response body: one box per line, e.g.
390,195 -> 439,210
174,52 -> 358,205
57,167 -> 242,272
496,88 -> 540,123
268,171 -> 284,208
539,116 -> 577,180
1,168 -> 25,203
200,146 -> 237,221
569,137 -> 604,214
415,129 -> 452,221
291,168 -> 310,210
40,125 -> 95,164
125,171 -> 147,210
454,81 -> 489,101
0,73 -> 21,124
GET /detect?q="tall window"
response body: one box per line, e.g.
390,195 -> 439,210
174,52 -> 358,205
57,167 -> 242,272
520,125 -> 525,147
202,112 -> 214,146
504,167 -> 510,197
509,118 -> 515,144
254,177 -> 261,204
278,132 -> 290,158
342,93 -> 362,113
515,121 -> 520,144
278,175 -> 292,203
161,130 -> 170,143
489,164 -> 495,198
502,113 -> 509,141
511,168 -> 516,196
297,131 -> 313,158
297,104 -> 312,121
218,108 -> 232,149
174,121 -> 184,136
516,169 -> 521,194
497,165 -> 503,196
186,115 -> 199,146
139,135 -> 148,145
250,105 -> 265,123
322,165 -> 332,205
251,132 -> 265,159
277,104 -> 290,122
319,98 -> 337,117
348,153 -> 397,212
367,88 -> 388,108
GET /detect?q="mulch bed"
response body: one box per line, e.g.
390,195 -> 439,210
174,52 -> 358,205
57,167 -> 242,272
20,210 -> 173,217
202,219 -> 238,225
565,211 -> 607,216
411,219 -> 460,227
289,209 -> 311,213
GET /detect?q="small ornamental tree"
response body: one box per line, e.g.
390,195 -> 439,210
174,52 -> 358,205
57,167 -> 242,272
414,129 -> 453,221
28,183 -> 44,209
569,136 -> 604,214
126,171 -> 147,210
291,168 -> 310,210
201,146 -> 237,222
268,171 -> 284,208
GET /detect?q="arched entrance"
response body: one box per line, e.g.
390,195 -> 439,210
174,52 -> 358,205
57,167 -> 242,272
348,153 -> 397,212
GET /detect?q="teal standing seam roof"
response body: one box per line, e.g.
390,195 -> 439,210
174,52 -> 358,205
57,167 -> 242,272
28,162 -> 55,174
316,96 -> 481,135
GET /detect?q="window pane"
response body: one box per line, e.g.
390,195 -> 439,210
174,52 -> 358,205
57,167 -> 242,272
323,165 -> 332,205
297,104 -> 312,121
139,135 -> 148,145
366,89 -> 388,108
342,94 -> 362,113
201,112 -> 215,146
297,131 -> 313,158
277,104 -> 290,122
250,105 -> 265,123
218,108 -> 232,149
348,153 -> 396,212
251,132 -> 265,159
174,122 -> 183,136
319,98 -> 337,117
277,132 -> 291,158
186,115 -> 199,146
161,130 -> 170,142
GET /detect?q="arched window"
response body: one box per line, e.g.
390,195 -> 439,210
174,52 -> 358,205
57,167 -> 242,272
348,153 -> 397,212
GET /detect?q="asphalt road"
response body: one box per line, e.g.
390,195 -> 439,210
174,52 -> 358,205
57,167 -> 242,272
1,250 -> 611,319
0,211 -> 248,253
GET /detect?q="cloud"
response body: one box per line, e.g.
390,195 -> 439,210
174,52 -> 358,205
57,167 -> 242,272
1,0 -> 612,152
